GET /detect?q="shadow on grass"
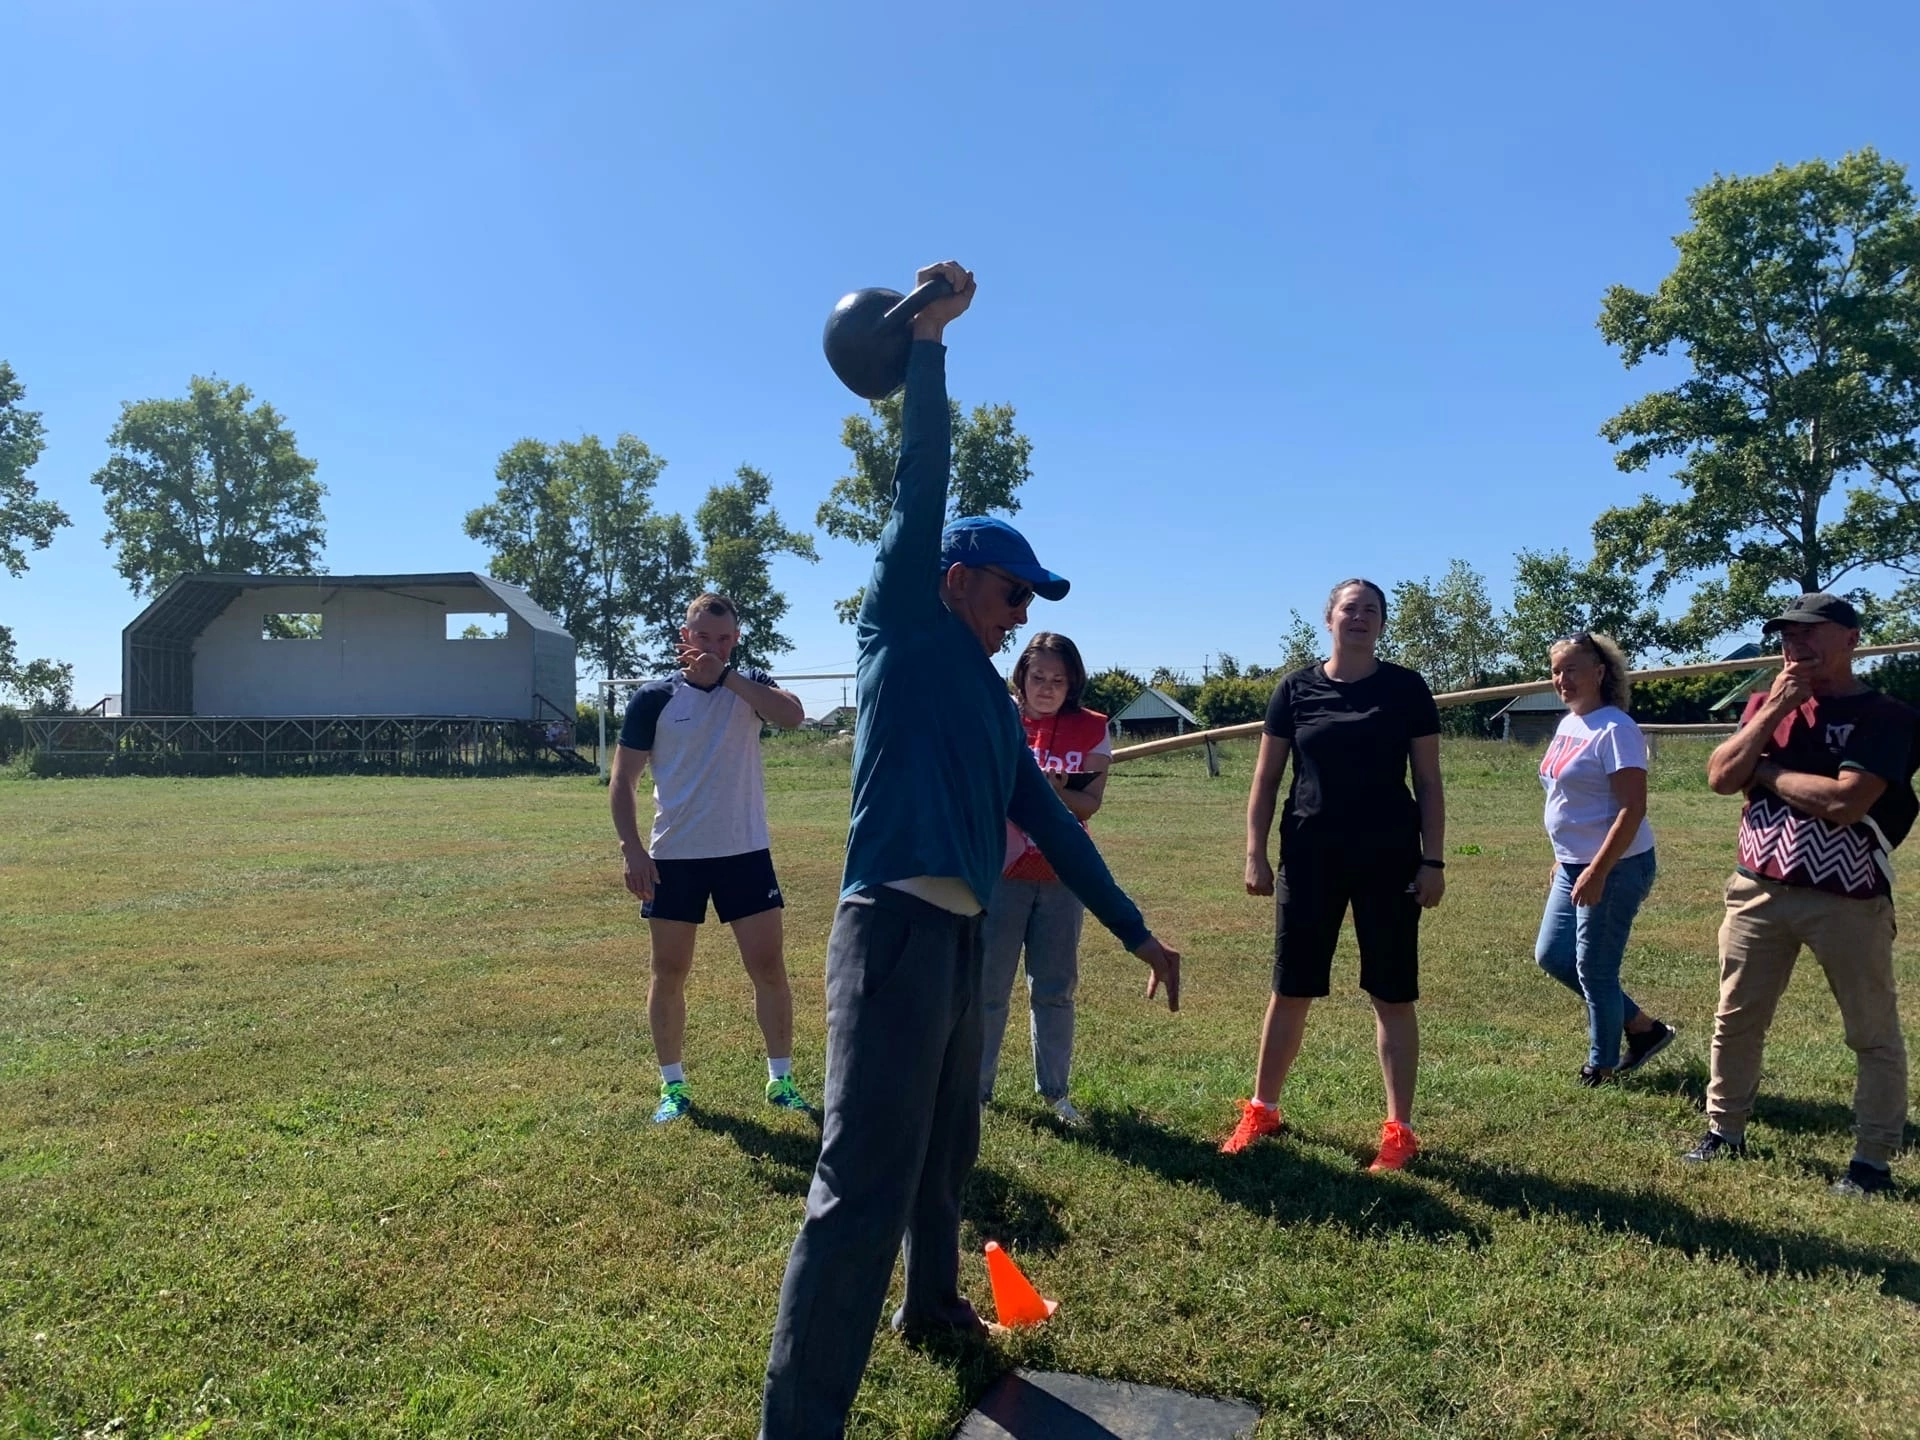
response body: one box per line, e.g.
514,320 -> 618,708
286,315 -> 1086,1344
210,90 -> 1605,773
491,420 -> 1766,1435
689,1109 -> 1070,1258
1420,1151 -> 1920,1302
1668,1057 -> 1920,1148
689,1108 -> 820,1198
962,1165 -> 1070,1256
1039,1108 -> 1489,1246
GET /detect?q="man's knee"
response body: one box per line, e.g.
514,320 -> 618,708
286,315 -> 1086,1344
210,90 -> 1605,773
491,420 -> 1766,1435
650,949 -> 695,984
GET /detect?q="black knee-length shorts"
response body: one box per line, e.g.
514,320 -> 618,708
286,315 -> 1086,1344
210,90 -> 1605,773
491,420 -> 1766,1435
1273,843 -> 1422,1003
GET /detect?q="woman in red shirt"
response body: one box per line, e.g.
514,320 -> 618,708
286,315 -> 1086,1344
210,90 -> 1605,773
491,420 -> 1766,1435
979,633 -> 1113,1125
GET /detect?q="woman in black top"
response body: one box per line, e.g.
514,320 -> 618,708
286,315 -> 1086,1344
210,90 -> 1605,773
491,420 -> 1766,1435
1221,578 -> 1447,1171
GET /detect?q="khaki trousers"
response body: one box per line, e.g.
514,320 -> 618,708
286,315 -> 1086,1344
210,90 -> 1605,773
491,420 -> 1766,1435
1709,872 -> 1908,1165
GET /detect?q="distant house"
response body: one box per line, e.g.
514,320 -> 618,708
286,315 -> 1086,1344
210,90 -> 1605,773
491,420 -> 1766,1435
1112,687 -> 1201,740
1492,689 -> 1567,744
817,705 -> 858,732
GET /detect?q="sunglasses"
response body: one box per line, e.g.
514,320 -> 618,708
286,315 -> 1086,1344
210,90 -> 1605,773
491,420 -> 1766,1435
981,568 -> 1034,609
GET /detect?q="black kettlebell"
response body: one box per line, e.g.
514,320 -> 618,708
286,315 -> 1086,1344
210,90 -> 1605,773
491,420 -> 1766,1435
821,275 -> 955,400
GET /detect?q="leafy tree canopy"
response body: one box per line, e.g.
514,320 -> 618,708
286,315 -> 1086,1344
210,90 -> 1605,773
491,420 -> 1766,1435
465,434 -> 693,679
91,376 -> 324,595
1504,547 -> 1669,676
696,465 -> 818,670
1595,147 -> 1920,645
1,361 -> 67,577
817,391 -> 1033,624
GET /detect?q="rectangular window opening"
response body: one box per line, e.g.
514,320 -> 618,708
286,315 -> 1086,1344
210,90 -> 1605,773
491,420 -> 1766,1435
447,611 -> 509,640
263,612 -> 323,640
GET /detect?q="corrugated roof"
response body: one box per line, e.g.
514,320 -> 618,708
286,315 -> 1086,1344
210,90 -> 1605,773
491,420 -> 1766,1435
1113,688 -> 1201,724
1493,690 -> 1566,717
124,572 -> 572,645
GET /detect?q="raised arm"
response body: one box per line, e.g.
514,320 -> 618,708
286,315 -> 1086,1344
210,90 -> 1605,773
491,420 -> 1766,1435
859,262 -> 976,631
1709,669 -> 1810,794
724,667 -> 805,730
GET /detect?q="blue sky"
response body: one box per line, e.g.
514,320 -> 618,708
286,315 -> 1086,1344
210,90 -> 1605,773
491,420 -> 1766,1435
5,1 -> 1919,718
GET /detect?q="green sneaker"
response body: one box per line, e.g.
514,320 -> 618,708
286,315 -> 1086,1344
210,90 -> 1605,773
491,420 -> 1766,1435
653,1080 -> 691,1124
765,1074 -> 811,1113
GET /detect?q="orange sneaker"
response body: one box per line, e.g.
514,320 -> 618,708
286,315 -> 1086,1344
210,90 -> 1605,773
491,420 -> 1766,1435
1220,1099 -> 1285,1154
1368,1119 -> 1420,1171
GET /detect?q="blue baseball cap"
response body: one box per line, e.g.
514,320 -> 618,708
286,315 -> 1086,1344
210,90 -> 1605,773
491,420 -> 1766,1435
939,516 -> 1070,601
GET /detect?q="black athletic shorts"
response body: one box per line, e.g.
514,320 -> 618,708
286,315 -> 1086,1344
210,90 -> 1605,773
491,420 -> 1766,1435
642,848 -> 784,925
1273,842 -> 1421,1004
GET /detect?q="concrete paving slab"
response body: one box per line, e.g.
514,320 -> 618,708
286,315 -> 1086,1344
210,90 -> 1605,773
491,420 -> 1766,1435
953,1369 -> 1260,1439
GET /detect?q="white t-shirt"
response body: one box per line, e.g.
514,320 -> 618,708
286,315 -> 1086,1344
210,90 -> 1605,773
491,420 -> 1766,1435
619,670 -> 773,860
1539,706 -> 1655,864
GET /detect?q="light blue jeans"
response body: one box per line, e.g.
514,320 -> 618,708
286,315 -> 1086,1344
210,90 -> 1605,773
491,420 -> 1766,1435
979,878 -> 1084,1103
1534,847 -> 1657,1069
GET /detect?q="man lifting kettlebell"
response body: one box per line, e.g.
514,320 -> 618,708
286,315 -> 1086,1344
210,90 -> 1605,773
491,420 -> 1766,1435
758,261 -> 1183,1439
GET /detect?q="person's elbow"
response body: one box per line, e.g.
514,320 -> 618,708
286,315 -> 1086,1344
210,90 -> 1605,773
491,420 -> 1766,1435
1705,757 -> 1745,795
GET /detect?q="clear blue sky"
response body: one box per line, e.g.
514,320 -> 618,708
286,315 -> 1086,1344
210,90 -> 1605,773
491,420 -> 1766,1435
5,1 -> 1919,717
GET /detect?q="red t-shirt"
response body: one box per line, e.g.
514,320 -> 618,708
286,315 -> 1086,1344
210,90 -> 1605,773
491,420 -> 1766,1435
1003,707 -> 1113,884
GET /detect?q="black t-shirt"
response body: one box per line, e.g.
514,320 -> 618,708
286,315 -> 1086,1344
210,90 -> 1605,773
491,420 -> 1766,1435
1735,688 -> 1920,898
1265,661 -> 1441,852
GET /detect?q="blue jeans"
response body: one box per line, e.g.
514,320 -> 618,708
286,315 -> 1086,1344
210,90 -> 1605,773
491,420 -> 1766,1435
979,878 -> 1085,1102
1534,848 -> 1657,1069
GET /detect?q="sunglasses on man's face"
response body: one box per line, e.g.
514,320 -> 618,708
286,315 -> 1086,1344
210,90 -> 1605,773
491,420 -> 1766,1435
981,568 -> 1034,609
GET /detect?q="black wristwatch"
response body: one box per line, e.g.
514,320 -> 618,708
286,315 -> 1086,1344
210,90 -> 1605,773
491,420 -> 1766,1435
1419,858 -> 1445,869
719,661 -> 736,685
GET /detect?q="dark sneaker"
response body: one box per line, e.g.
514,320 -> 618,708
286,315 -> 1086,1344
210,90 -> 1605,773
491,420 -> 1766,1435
1577,1064 -> 1615,1088
891,1300 -> 1004,1350
1831,1160 -> 1897,1199
1681,1130 -> 1745,1163
1618,1020 -> 1675,1075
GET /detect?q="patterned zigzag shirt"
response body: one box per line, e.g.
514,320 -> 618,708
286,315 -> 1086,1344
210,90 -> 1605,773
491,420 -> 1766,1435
1734,689 -> 1920,900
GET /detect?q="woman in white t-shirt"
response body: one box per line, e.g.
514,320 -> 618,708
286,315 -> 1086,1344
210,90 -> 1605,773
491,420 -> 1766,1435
1534,633 -> 1674,1085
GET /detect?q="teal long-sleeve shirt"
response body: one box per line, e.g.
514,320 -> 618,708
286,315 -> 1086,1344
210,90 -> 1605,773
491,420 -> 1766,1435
840,341 -> 1150,952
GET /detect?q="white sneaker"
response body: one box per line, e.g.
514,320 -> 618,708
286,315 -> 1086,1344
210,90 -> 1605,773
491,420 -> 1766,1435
1049,1096 -> 1085,1127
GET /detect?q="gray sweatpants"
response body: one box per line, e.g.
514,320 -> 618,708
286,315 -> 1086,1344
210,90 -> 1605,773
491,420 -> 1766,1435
760,889 -> 984,1440
979,877 -> 1085,1103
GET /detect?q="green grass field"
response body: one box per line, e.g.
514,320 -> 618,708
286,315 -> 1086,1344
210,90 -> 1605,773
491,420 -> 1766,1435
4,736 -> 1917,1439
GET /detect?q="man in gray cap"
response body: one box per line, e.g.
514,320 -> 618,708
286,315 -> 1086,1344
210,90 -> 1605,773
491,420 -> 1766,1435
1692,593 -> 1918,1197
758,262 -> 1181,1439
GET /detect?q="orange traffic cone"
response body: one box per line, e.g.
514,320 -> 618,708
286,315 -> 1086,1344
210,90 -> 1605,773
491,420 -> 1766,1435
984,1241 -> 1058,1327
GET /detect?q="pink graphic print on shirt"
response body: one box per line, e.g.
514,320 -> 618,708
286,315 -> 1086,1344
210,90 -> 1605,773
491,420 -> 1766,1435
1540,733 -> 1592,781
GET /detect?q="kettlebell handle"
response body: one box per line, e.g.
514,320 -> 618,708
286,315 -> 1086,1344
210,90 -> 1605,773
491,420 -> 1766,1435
881,274 -> 955,325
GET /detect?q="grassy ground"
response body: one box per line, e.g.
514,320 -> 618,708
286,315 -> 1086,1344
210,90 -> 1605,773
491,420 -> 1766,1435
3,735 -> 1917,1440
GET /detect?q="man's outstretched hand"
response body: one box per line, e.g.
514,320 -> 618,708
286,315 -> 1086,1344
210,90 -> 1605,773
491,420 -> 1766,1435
911,260 -> 976,340
1133,935 -> 1181,1012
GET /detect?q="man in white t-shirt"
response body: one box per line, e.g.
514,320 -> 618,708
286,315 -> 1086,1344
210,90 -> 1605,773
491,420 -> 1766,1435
610,593 -> 809,1124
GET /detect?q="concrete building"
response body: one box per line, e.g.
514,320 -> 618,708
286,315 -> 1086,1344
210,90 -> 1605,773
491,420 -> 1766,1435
122,572 -> 575,718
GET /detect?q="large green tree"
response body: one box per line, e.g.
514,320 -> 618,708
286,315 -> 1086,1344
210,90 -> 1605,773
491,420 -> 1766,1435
465,434 -> 694,679
1594,148 -> 1920,645
816,391 -> 1034,624
1,361 -> 74,708
1382,560 -> 1507,729
91,376 -> 325,595
1503,547 -> 1667,676
694,465 -> 818,670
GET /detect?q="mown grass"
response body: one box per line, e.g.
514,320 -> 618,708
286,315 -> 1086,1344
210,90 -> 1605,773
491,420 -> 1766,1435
2,735 -> 1917,1439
